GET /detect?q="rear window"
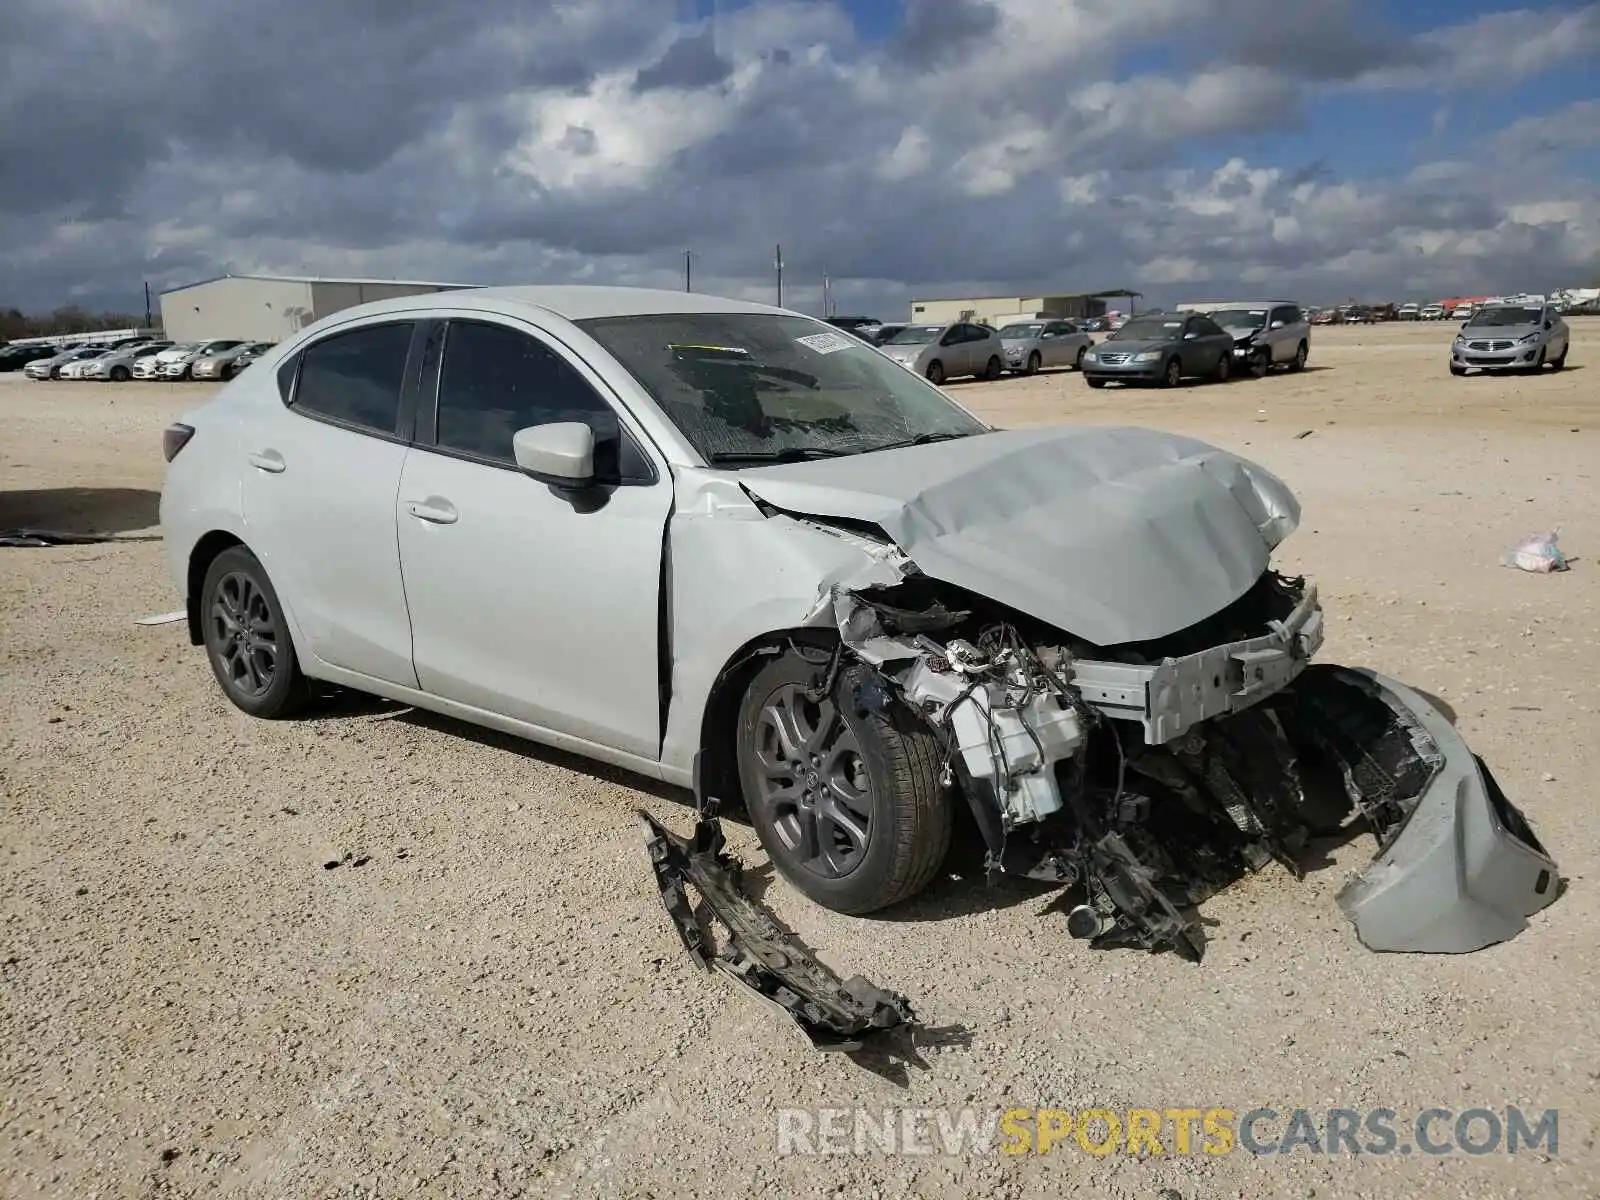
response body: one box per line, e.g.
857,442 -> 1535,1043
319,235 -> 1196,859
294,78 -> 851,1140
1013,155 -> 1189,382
288,322 -> 414,436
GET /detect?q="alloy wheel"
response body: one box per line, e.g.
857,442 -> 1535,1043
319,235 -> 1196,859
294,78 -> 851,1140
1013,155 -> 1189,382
749,684 -> 873,879
209,571 -> 280,698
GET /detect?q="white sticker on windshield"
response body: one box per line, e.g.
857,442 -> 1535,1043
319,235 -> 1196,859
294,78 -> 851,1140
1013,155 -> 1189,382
795,331 -> 856,355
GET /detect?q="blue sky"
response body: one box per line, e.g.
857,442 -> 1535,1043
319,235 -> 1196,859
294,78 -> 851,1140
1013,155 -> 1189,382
1,0 -> 1597,315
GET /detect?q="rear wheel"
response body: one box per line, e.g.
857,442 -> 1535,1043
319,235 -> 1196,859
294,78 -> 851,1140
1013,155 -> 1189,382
200,546 -> 309,719
925,360 -> 945,385
983,355 -> 1003,381
110,365 -> 130,382
1161,357 -> 1182,388
1289,341 -> 1308,372
736,650 -> 950,914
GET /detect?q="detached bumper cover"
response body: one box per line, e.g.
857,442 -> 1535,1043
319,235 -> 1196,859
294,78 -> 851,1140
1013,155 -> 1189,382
1328,669 -> 1559,953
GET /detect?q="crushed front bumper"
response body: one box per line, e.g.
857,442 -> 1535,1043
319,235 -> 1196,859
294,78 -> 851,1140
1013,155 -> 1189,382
1074,581 -> 1324,744
1326,669 -> 1559,952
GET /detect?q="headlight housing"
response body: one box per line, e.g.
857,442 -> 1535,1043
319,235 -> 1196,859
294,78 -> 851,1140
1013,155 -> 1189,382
1133,350 -> 1161,363
1517,332 -> 1539,344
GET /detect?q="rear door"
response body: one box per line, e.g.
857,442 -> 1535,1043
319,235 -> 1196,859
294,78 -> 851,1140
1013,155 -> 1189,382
239,319 -> 423,686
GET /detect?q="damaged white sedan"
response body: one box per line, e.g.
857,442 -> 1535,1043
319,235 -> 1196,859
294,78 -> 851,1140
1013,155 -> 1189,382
159,286 -> 1558,960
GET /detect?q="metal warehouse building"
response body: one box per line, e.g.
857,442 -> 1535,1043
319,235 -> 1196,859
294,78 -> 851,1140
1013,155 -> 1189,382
159,274 -> 480,343
908,288 -> 1142,327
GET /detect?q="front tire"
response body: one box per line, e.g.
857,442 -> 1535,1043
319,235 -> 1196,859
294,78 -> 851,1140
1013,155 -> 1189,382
1160,357 -> 1182,388
925,360 -> 945,385
1550,344 -> 1567,371
1074,345 -> 1086,370
1449,363 -> 1467,376
200,546 -> 309,719
1213,353 -> 1232,383
736,650 -> 950,915
110,365 -> 130,382
1085,376 -> 1106,388
1025,351 -> 1041,376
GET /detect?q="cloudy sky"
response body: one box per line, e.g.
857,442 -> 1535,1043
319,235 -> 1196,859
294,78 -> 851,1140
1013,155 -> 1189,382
2,0 -> 1597,319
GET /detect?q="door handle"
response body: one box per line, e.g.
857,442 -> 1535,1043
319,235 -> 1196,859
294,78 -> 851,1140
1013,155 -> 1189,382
248,450 -> 286,473
405,498 -> 458,525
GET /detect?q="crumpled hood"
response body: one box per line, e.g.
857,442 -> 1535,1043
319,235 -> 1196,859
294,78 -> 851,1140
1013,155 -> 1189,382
737,426 -> 1300,646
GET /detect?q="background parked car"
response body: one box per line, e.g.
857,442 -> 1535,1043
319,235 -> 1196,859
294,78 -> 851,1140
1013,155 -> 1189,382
0,344 -> 67,371
1208,303 -> 1311,377
191,341 -> 272,381
82,340 -> 173,381
998,319 -> 1093,375
226,342 -> 276,374
159,339 -> 248,380
1081,311 -> 1236,388
25,346 -> 103,380
1450,302 -> 1570,376
878,322 -> 1004,383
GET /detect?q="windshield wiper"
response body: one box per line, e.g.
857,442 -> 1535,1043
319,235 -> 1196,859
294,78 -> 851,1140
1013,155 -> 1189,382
705,446 -> 852,466
867,430 -> 977,453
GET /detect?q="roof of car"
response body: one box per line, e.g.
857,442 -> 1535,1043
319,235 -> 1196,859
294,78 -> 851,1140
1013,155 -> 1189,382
332,285 -> 792,324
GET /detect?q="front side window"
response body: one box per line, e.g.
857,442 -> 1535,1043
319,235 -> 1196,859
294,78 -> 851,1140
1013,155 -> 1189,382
291,321 -> 414,435
577,312 -> 989,466
434,320 -> 614,464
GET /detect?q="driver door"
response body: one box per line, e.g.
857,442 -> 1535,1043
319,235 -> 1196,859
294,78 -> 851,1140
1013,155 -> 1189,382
394,316 -> 673,760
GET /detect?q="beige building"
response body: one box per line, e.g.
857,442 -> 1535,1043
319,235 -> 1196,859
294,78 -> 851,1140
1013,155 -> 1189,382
160,274 -> 479,343
908,289 -> 1141,327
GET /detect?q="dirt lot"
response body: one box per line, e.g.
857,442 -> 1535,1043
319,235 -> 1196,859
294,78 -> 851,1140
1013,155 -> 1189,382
3,319 -> 1597,1199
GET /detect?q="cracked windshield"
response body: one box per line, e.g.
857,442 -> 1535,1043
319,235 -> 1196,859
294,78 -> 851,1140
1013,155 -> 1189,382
577,313 -> 987,466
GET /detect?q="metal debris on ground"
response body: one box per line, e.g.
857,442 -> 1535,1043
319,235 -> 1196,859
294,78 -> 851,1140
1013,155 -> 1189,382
638,800 -> 914,1051
135,610 -> 187,626
0,529 -> 119,547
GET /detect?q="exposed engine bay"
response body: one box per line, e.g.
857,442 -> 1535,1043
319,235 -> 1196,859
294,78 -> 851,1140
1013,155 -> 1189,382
824,567 -> 1558,959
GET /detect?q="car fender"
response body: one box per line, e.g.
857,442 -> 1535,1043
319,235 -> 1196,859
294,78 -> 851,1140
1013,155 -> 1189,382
657,469 -> 910,786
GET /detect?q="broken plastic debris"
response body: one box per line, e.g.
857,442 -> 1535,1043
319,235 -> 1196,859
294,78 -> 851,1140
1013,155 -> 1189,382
638,800 -> 913,1051
1501,530 -> 1569,573
135,610 -> 187,626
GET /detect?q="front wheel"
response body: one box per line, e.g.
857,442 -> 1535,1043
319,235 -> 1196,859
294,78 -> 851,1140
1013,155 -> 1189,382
1025,351 -> 1041,376
1550,344 -> 1567,371
1160,357 -> 1182,388
1074,345 -> 1086,370
736,650 -> 950,914
1213,353 -> 1232,383
200,546 -> 309,719
1085,377 -> 1106,388
1249,348 -> 1270,378
110,365 -> 130,382
1449,363 -> 1467,376
925,360 -> 945,385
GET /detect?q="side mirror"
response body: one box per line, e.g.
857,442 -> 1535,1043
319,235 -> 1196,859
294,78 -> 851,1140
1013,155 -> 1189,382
1544,320 -> 1553,330
1270,320 -> 1285,329
940,334 -> 957,346
1183,331 -> 1197,340
513,422 -> 595,490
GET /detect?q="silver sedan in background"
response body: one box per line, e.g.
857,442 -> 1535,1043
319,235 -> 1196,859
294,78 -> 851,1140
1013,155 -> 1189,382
1450,303 -> 1570,375
878,322 -> 1004,384
998,319 -> 1093,375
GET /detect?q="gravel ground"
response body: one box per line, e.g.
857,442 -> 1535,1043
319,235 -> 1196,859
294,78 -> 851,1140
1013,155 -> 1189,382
2,320 -> 1597,1199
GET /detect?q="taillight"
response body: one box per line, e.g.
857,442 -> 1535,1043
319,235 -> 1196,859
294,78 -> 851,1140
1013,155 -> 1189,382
162,423 -> 195,462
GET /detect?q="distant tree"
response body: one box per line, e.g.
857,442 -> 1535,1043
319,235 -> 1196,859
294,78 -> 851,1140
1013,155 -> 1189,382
0,305 -> 142,341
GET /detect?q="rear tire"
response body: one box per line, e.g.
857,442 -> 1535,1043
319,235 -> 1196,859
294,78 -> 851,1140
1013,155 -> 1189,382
925,360 -> 945,385
110,365 -> 130,382
200,546 -> 309,719
736,650 -> 950,914
983,355 -> 1003,381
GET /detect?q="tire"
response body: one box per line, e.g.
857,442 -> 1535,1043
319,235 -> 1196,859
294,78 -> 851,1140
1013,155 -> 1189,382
200,546 -> 309,719
1249,348 -> 1270,379
1025,351 -> 1041,376
1289,341 -> 1308,372
1449,363 -> 1467,376
1213,353 -> 1232,383
983,355 -> 1003,381
1528,348 -> 1546,374
1550,344 -> 1567,371
1074,345 -> 1086,370
736,650 -> 950,914
1085,377 -> 1106,388
1160,357 -> 1182,388
925,360 -> 945,385
110,365 -> 130,382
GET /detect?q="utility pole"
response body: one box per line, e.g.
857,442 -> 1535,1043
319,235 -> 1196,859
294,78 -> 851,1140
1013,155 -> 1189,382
822,271 -> 831,318
775,244 -> 784,308
683,249 -> 693,292
143,280 -> 152,329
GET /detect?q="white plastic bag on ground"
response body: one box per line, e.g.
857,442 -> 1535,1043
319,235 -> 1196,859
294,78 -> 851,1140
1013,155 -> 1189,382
1501,530 -> 1569,573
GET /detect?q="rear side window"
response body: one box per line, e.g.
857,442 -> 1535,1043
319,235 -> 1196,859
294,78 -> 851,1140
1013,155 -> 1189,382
290,322 -> 414,435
